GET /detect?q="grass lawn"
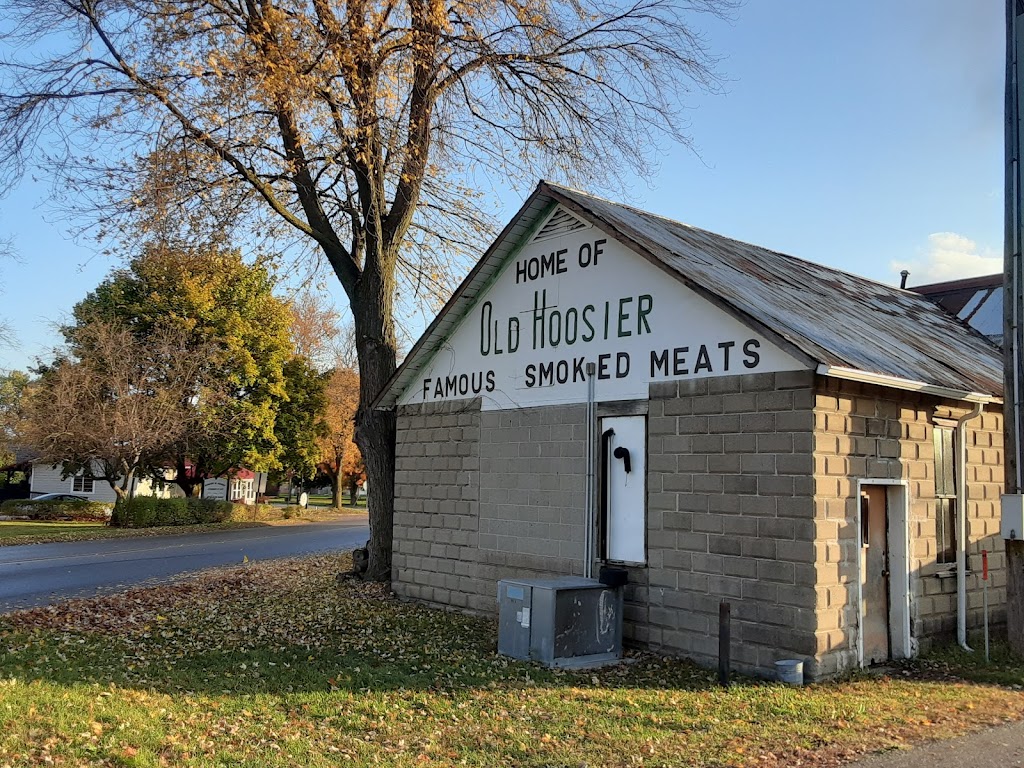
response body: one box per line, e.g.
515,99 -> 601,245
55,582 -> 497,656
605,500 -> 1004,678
0,520 -> 273,547
0,521 -> 107,539
267,493 -> 367,511
0,556 -> 1021,767
0,508 -> 366,547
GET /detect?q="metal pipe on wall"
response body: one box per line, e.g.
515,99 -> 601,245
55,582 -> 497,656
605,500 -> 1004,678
583,363 -> 597,579
956,402 -> 983,652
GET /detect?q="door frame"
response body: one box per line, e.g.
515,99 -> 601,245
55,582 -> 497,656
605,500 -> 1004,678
855,479 -> 912,665
596,400 -> 648,568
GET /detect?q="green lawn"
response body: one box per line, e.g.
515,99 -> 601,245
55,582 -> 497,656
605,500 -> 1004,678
0,521 -> 107,539
0,555 -> 1020,767
0,506 -> 366,546
0,520 -> 270,546
267,493 -> 366,510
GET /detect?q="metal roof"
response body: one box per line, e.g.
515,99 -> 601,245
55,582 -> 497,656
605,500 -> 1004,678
913,274 -> 1003,344
376,182 -> 1003,408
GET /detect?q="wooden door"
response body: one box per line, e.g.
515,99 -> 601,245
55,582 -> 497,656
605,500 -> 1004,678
861,486 -> 891,665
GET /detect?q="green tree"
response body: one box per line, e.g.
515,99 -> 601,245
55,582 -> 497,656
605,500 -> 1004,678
0,0 -> 728,579
276,357 -> 330,489
70,243 -> 294,495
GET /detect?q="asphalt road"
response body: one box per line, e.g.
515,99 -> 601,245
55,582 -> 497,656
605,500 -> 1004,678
847,720 -> 1024,767
0,517 -> 370,613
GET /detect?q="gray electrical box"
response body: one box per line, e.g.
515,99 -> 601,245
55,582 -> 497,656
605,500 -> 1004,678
497,576 -> 623,668
1002,494 -> 1024,540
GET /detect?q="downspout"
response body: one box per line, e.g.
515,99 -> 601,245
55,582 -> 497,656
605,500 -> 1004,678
956,403 -> 984,652
583,363 -> 597,579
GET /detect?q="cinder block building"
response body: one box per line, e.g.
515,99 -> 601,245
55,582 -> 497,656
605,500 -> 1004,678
374,182 -> 1005,680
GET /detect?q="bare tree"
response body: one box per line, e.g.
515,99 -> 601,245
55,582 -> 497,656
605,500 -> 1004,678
288,291 -> 347,372
23,321 -> 226,503
0,0 -> 732,579
0,236 -> 17,349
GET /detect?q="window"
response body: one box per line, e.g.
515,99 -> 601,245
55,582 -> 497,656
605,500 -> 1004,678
934,427 -> 956,564
72,473 -> 94,494
229,478 -> 253,502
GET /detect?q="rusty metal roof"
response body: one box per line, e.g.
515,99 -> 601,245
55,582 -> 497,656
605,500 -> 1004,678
376,181 -> 1003,408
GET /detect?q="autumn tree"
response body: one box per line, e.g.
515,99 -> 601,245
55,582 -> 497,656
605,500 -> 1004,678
23,321 -> 225,503
288,292 -> 347,372
0,0 -> 730,579
0,369 -> 29,467
318,367 -> 362,510
70,243 -> 294,496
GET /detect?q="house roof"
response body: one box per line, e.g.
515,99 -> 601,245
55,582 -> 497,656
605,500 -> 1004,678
0,446 -> 39,472
912,274 -> 1003,344
376,181 -> 1003,408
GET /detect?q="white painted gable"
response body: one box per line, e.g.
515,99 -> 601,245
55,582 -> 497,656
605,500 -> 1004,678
399,206 -> 806,410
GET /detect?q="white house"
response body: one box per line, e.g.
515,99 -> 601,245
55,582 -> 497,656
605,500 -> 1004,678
29,461 -> 183,502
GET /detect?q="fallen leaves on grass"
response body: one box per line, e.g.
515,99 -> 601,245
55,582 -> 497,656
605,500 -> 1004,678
0,556 -> 1021,768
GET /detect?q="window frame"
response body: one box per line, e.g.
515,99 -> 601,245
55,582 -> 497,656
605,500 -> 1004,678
933,426 -> 957,565
72,472 -> 95,494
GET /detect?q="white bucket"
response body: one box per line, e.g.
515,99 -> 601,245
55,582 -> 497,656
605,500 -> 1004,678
775,659 -> 804,686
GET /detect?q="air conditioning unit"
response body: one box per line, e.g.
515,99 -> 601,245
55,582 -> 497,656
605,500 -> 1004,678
497,576 -> 623,668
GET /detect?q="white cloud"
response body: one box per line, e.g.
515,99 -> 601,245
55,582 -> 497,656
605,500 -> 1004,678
892,232 -> 1001,286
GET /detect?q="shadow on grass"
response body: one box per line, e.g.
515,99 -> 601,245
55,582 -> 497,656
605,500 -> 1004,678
0,590 -> 728,699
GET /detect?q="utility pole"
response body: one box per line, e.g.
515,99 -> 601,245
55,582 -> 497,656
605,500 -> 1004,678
1004,0 -> 1024,655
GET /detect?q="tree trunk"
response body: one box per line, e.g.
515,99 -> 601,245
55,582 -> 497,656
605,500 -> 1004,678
173,456 -> 200,497
331,470 -> 343,510
351,263 -> 398,583
110,481 -> 129,527
356,405 -> 395,580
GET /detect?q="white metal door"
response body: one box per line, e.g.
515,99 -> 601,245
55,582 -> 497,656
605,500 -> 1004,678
602,415 -> 646,563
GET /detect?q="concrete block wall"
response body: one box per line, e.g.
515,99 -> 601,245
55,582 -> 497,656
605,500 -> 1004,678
394,400 -> 589,615
478,405 -> 588,576
392,398 -> 488,612
392,376 -> 1004,681
646,370 -> 817,677
813,379 -> 1005,672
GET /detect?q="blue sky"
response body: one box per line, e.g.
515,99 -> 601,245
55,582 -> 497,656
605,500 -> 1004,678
0,0 -> 1004,372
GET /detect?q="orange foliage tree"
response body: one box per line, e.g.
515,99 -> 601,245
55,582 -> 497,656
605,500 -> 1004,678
318,367 -> 364,509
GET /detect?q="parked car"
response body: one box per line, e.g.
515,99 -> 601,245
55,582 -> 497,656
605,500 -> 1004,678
31,493 -> 89,502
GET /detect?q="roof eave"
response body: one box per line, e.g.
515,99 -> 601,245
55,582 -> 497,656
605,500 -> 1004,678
816,364 -> 1002,405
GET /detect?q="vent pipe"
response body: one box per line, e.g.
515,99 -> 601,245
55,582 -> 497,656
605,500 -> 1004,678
900,270 -> 910,289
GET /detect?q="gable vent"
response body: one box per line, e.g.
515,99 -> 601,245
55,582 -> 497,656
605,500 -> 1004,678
531,207 -> 588,243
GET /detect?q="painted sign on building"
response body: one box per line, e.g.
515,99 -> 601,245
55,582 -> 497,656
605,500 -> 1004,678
400,210 -> 804,410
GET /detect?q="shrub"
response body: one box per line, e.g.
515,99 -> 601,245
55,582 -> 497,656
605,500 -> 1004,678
116,496 -> 234,527
226,503 -> 301,523
0,498 -> 113,522
189,497 -> 234,524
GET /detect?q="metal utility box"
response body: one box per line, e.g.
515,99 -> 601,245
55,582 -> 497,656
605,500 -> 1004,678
497,576 -> 623,668
1002,494 -> 1024,540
